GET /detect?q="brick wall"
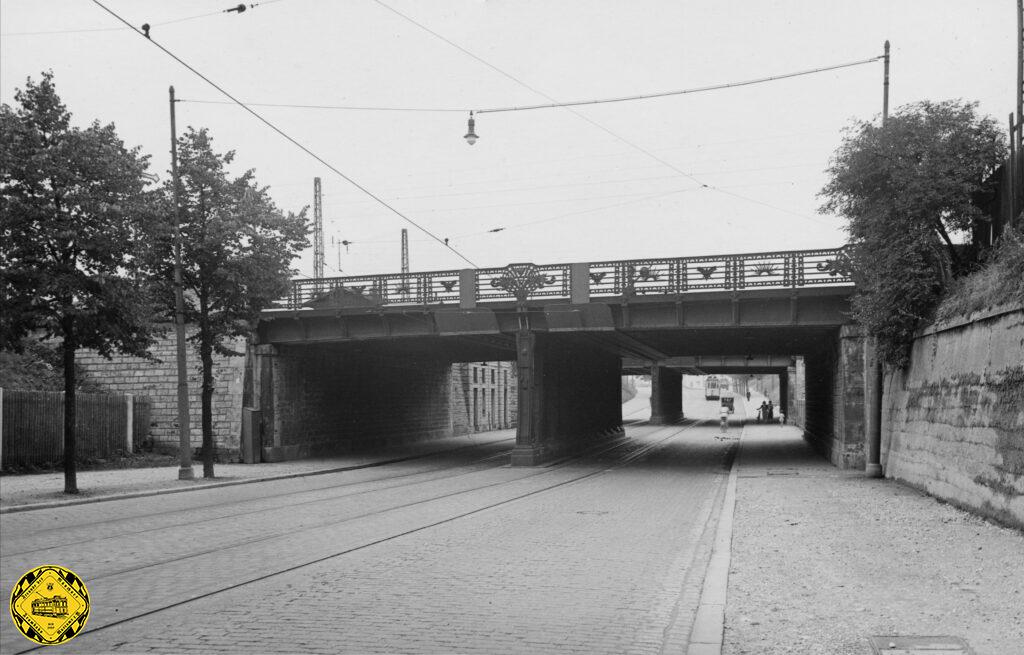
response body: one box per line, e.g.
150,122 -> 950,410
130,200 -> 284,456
76,327 -> 247,458
882,306 -> 1024,528
450,361 -> 518,436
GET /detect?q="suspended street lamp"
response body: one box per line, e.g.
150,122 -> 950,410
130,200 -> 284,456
463,111 -> 478,145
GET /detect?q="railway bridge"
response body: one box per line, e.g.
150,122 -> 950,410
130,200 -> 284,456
251,247 -> 870,468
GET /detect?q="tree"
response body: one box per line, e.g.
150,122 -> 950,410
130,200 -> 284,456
0,73 -> 156,492
820,100 -> 1006,367
152,127 -> 308,478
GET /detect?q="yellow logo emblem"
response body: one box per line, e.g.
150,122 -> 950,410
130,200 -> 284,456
9,565 -> 90,646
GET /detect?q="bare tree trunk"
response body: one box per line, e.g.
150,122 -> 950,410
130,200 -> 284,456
199,300 -> 216,478
62,316 -> 78,494
934,220 -> 961,272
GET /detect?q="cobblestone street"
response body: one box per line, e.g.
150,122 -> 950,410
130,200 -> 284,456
1,399 -> 736,654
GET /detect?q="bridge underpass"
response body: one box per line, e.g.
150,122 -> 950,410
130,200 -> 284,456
621,355 -> 799,425
251,248 -> 868,469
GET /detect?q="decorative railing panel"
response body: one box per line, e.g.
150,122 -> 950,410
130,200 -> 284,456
287,269 -> 462,308
281,248 -> 852,309
476,263 -> 571,303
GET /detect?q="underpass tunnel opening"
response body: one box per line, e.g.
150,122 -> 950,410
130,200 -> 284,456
617,324 -> 868,470
511,332 -> 628,465
251,337 -> 516,463
249,322 -> 867,470
453,360 -> 518,436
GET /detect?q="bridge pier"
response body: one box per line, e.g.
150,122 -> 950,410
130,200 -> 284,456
649,365 -> 683,424
802,325 -> 867,468
511,332 -> 624,465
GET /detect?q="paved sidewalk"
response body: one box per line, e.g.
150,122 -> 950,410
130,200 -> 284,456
0,430 -> 514,512
725,422 -> 1024,655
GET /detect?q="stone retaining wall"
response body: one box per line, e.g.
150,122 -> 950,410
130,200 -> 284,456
882,306 -> 1024,529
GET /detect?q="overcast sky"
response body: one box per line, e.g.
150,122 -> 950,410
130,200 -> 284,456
1,1 -> 1016,278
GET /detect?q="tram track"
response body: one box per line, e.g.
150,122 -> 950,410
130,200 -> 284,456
9,418 -> 710,654
3,422 -> 674,573
1,439 -> 518,558
5,434 -> 520,532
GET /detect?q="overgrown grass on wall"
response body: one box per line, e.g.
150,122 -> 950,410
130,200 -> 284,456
936,225 -> 1024,323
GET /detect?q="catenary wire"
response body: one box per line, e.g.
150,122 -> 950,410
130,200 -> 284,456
89,0 -> 480,269
370,0 -> 859,225
174,58 -> 881,114
3,1 -> 287,36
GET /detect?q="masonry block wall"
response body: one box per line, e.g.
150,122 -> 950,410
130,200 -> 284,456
786,357 -> 806,428
260,344 -> 452,461
834,324 -> 867,469
450,361 -> 518,436
76,328 -> 247,458
882,307 -> 1024,529
803,326 -> 866,469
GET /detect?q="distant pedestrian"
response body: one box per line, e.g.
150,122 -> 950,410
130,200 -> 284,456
767,400 -> 774,422
746,390 -> 751,401
779,411 -> 786,426
759,401 -> 768,423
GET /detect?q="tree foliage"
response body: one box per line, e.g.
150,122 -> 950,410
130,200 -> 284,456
0,72 -> 156,492
150,127 -> 308,477
819,100 -> 1006,367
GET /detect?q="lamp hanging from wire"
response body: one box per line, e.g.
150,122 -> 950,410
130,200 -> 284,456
463,111 -> 478,145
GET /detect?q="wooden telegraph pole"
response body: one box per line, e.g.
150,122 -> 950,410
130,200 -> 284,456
865,41 -> 890,479
169,86 -> 194,480
1017,0 -> 1023,222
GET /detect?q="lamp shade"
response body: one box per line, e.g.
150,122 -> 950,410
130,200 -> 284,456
464,113 -> 478,145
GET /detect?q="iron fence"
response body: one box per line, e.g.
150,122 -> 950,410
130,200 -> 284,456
283,247 -> 852,309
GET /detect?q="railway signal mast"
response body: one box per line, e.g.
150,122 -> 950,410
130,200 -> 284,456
401,228 -> 409,274
313,177 -> 325,280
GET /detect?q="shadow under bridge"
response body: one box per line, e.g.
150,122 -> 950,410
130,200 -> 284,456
251,248 -> 865,467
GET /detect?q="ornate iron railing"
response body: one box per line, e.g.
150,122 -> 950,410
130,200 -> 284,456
281,247 -> 852,309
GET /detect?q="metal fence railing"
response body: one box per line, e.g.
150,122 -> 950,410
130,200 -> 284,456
281,247 -> 854,310
0,389 -> 151,468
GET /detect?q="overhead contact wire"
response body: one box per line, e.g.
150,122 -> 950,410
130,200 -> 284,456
177,58 -> 882,115
371,0 -> 873,223
89,0 -> 480,269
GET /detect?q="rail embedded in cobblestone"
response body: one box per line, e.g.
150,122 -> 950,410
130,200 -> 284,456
282,247 -> 853,309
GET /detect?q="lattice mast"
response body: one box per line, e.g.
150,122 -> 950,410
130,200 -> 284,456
313,177 -> 324,279
401,228 -> 409,274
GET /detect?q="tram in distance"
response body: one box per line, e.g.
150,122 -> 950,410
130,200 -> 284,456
705,376 -> 720,400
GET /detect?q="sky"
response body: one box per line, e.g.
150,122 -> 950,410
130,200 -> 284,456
1,1 -> 1017,279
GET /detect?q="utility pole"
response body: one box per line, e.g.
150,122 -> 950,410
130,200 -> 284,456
1018,0 -> 1022,150
865,42 -> 890,479
169,86 -> 194,481
1016,0 -> 1023,223
313,177 -> 324,280
882,40 -> 890,126
401,228 -> 409,274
